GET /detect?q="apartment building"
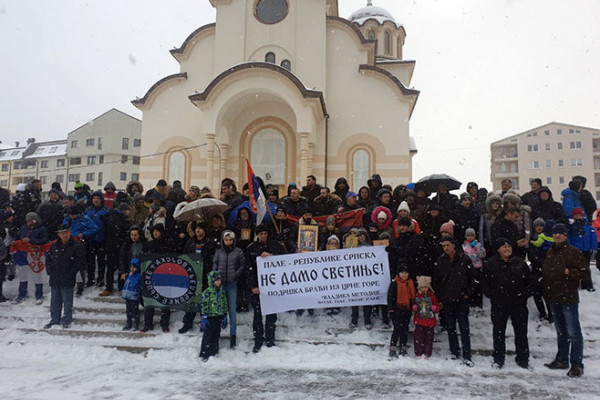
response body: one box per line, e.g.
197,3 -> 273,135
490,122 -> 600,202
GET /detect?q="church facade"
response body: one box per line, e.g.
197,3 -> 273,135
133,0 -> 419,192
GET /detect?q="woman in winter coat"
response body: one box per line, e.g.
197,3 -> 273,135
478,194 -> 502,257
143,204 -> 166,242
562,179 -> 587,223
119,226 -> 147,292
368,206 -> 394,243
212,230 -> 246,348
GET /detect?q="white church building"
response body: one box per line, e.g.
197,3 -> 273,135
133,0 -> 419,192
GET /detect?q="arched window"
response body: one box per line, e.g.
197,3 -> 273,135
281,59 -> 291,71
251,128 -> 286,186
368,30 -> 376,40
265,52 -> 276,64
168,151 -> 186,185
352,149 -> 370,191
384,32 -> 391,54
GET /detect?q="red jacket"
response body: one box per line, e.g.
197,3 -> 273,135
103,192 -> 117,209
593,217 -> 600,244
413,291 -> 439,327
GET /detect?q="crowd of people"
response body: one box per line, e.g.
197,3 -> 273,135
0,173 -> 595,376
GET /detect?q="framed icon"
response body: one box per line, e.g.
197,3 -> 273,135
298,225 -> 319,252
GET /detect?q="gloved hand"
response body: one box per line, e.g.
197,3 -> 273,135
222,314 -> 228,329
385,246 -> 392,252
412,304 -> 417,312
200,316 -> 209,331
432,305 -> 439,313
470,240 -> 477,247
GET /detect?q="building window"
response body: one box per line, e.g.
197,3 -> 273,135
98,137 -> 102,150
596,191 -> 600,201
57,159 -> 65,167
40,160 -> 48,169
368,30 -> 376,40
532,131 -> 538,137
527,144 -> 538,152
570,141 -> 582,150
547,177 -> 552,185
56,175 -> 64,183
527,161 -> 540,169
384,31 -> 391,54
86,138 -> 95,147
120,172 -> 127,181
545,160 -> 551,168
0,180 -> 7,187
71,140 -> 78,148
265,52 -> 276,64
131,173 -> 139,181
70,157 -> 81,165
168,151 -> 187,185
558,159 -> 564,167
545,143 -> 550,151
559,177 -> 564,184
545,130 -> 550,136
98,172 -> 103,186
557,143 -> 563,150
1,164 -> 8,172
68,173 -> 80,182
557,129 -> 562,135
133,139 -> 141,147
281,59 -> 291,71
255,0 -> 289,24
569,129 -> 575,134
87,156 -> 96,165
99,155 -> 104,164
121,155 -> 128,164
122,138 -> 129,150
571,159 -> 583,167
40,176 -> 47,184
86,173 -> 95,182
596,176 -> 600,187
352,149 -> 370,191
132,156 -> 140,165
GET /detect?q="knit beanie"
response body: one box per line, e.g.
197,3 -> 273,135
465,228 -> 476,237
533,217 -> 545,227
397,201 -> 410,214
417,276 -> 432,290
377,211 -> 387,220
440,220 -> 455,236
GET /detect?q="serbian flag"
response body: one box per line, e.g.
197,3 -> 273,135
246,159 -> 268,226
287,209 -> 364,230
10,240 -> 56,284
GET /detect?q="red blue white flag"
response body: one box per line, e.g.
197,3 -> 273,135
246,159 -> 268,226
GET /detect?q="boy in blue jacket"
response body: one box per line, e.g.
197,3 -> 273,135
568,208 -> 597,292
121,258 -> 141,330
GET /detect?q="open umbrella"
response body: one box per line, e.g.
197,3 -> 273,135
173,198 -> 230,222
414,174 -> 462,193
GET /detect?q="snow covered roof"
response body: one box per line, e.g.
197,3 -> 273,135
349,3 -> 401,28
23,141 -> 67,159
0,147 -> 25,162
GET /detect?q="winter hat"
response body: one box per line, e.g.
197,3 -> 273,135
269,188 -> 279,197
276,206 -> 286,214
552,223 -> 568,236
104,181 -> 116,191
531,178 -> 542,187
91,190 -> 103,200
397,264 -> 409,273
440,220 -> 455,236
397,217 -> 412,227
201,186 -> 211,193
397,201 -> 410,213
568,179 -> 583,192
25,212 -> 40,223
465,228 -> 476,237
222,230 -> 236,240
157,179 -> 167,187
188,185 -> 201,195
326,215 -> 337,226
52,182 -> 62,190
533,217 -> 545,227
377,211 -> 387,220
538,186 -> 552,196
327,235 -> 340,244
429,203 -> 443,211
130,258 -> 140,268
49,188 -> 60,196
16,183 -> 26,192
150,191 -> 164,201
356,228 -> 368,238
133,193 -> 144,202
128,225 -> 142,234
0,209 -> 14,222
172,180 -> 182,189
417,276 -> 432,290
345,191 -> 357,199
150,203 -> 160,212
467,182 -> 479,192
494,237 -> 514,250
56,224 -> 70,233
460,192 -> 472,201
376,188 -> 392,198
572,207 -> 584,217
255,224 -> 269,234
74,181 -> 84,190
118,203 -> 130,211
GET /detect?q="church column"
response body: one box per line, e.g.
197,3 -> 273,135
300,132 -> 309,183
206,133 -> 216,191
219,143 -> 229,184
308,143 -> 315,176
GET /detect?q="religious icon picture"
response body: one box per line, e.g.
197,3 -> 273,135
240,228 -> 252,241
415,297 -> 434,320
298,225 -> 319,253
372,239 -> 389,247
344,235 -> 358,249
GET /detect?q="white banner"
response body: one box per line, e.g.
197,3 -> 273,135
257,246 -> 390,315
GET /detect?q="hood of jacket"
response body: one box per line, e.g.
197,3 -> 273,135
371,206 -> 392,229
207,270 -> 222,286
126,180 -> 145,195
367,174 -> 382,189
90,190 -> 105,208
104,181 -> 116,191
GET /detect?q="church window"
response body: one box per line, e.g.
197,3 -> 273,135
368,30 -> 376,40
281,59 -> 291,71
255,0 -> 289,25
352,149 -> 370,191
168,151 -> 186,185
384,32 -> 391,54
251,129 -> 286,186
265,52 -> 276,64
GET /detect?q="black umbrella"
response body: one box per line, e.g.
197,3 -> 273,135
414,174 -> 462,193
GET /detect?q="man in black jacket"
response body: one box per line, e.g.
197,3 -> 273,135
573,175 -> 596,222
100,203 -> 131,296
44,224 -> 85,329
481,238 -> 531,369
245,225 -> 285,353
531,187 -> 567,224
491,206 -> 528,256
435,237 -> 476,366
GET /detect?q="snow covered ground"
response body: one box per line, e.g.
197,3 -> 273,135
1,268 -> 599,400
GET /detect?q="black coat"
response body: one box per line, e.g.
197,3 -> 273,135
46,238 -> 85,287
386,232 -> 427,277
105,209 -> 130,250
245,239 -> 285,288
450,204 -> 479,242
281,197 -> 311,217
490,215 -> 523,250
532,197 -> 567,224
119,239 -> 147,275
36,200 -> 64,240
434,252 -> 476,303
481,254 -> 531,306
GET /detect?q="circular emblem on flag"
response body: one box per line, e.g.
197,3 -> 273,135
143,256 -> 198,306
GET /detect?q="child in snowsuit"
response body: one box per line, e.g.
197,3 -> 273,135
529,218 -> 554,323
413,276 -> 439,359
199,271 -> 228,361
121,258 -> 141,330
387,264 -> 416,358
462,228 -> 486,309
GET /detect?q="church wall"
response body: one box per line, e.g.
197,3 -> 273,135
179,34 -> 216,91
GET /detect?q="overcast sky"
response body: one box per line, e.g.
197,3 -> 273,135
1,0 -> 599,191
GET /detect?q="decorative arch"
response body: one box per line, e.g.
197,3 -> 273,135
265,52 -> 276,64
347,144 -> 376,191
163,146 -> 192,189
239,117 -> 297,186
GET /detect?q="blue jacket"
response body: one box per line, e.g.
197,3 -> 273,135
85,192 -> 109,242
122,271 -> 141,301
567,221 -> 598,252
63,214 -> 99,240
17,224 -> 49,245
561,188 -> 587,222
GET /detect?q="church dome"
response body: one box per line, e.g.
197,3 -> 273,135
349,1 -> 399,27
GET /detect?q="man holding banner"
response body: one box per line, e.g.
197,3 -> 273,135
245,225 -> 286,353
